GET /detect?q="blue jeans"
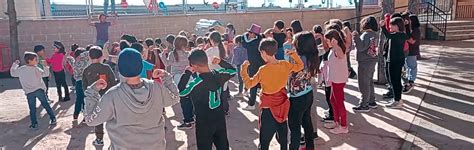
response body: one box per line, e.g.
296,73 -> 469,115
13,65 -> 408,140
27,89 -> 56,125
237,65 -> 244,93
180,97 -> 194,123
103,0 -> 116,14
74,80 -> 84,118
405,56 -> 418,82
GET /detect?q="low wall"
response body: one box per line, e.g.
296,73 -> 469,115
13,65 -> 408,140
0,8 -> 379,57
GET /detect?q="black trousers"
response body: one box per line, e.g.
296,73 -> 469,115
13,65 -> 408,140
53,70 -> 70,99
95,124 -> 104,140
288,92 -> 315,150
388,62 -> 404,101
221,88 -> 230,113
260,109 -> 288,150
324,87 -> 334,118
195,117 -> 229,150
248,66 -> 261,107
42,77 -> 49,95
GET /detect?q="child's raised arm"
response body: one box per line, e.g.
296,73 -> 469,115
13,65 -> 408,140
214,58 -> 237,85
241,60 -> 261,89
286,50 -> 304,72
9,60 -> 21,77
83,79 -> 115,126
153,69 -> 179,107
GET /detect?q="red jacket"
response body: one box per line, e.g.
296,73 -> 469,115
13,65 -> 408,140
259,88 -> 290,124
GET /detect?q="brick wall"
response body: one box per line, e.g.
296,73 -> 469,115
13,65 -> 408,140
0,8 -> 379,58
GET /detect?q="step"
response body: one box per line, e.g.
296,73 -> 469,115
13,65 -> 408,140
446,24 -> 474,30
431,20 -> 474,27
446,29 -> 474,36
445,34 -> 474,41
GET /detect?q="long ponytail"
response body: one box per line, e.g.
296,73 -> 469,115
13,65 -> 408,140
209,31 -> 226,59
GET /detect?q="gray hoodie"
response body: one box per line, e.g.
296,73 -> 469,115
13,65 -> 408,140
83,73 -> 179,150
353,31 -> 378,62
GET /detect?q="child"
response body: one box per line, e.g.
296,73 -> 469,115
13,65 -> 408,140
272,20 -> 287,60
66,47 -> 90,122
241,23 -> 264,111
323,29 -> 349,134
107,42 -> 120,79
11,52 -> 56,129
82,47 -> 118,146
34,45 -> 50,99
225,23 -> 236,59
287,32 -> 320,150
263,28 -> 274,39
241,38 -> 304,150
207,31 -> 231,114
352,16 -> 379,112
179,49 -> 236,149
342,21 -> 357,79
83,48 -> 179,149
67,44 -> 79,91
46,41 -> 70,102
283,28 -> 294,60
403,14 -> 421,94
159,35 -> 195,129
231,35 -> 248,98
380,17 -> 408,108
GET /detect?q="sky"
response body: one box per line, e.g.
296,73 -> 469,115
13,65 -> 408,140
50,0 -> 354,8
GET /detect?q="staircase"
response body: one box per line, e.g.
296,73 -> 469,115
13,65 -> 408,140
444,20 -> 474,40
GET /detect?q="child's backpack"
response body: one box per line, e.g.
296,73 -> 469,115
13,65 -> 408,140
367,37 -> 378,58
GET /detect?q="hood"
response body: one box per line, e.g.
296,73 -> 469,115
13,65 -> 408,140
117,81 -> 154,114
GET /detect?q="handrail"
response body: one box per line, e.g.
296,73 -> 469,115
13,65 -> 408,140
425,2 -> 448,40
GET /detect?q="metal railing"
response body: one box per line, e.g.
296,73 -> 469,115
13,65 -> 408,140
342,2 -> 449,40
424,2 -> 449,40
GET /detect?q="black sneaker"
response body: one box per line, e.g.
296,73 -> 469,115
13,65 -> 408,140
321,116 -> 334,123
403,84 -> 414,94
92,138 -> 104,146
383,92 -> 394,99
368,102 -> 378,109
349,70 -> 357,79
50,118 -> 57,125
177,122 -> 194,130
62,97 -> 71,102
353,106 -> 370,113
29,124 -> 39,130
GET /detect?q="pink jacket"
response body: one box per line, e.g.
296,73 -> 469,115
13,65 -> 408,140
47,52 -> 65,72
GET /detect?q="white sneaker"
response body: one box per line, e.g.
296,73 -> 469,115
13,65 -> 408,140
385,100 -> 404,109
329,126 -> 349,134
323,122 -> 337,129
243,105 -> 256,111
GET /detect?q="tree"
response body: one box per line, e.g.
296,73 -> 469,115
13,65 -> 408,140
408,0 -> 417,13
376,0 -> 395,84
5,0 -> 20,61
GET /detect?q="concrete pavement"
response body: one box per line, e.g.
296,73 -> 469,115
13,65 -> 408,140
0,41 -> 473,149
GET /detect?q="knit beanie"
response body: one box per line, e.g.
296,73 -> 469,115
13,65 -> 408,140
118,48 -> 143,77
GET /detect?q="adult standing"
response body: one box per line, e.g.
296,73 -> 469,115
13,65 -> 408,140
242,24 -> 263,111
89,14 -> 117,48
103,0 -> 116,15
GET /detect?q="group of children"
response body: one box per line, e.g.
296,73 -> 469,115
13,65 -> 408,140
11,11 -> 421,149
